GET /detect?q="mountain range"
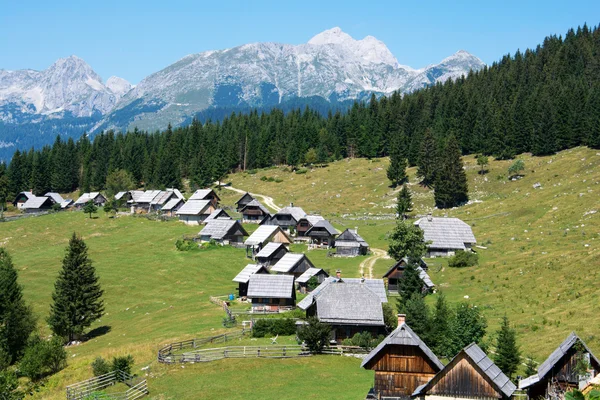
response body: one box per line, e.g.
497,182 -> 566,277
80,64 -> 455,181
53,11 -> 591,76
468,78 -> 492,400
0,27 -> 485,160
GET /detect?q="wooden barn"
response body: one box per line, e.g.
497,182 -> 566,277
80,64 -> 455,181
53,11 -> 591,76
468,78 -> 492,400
519,332 -> 600,399
202,208 -> 231,224
298,275 -> 388,343
296,215 -> 324,237
175,200 -> 214,225
334,228 -> 369,256
189,188 -> 220,208
235,192 -> 255,211
255,242 -> 289,266
149,189 -> 185,212
161,198 -> 185,216
414,215 -> 477,257
306,219 -> 339,248
198,220 -> 248,245
44,192 -> 64,204
22,196 -> 55,213
246,274 -> 296,312
296,268 -> 329,293
74,192 -> 107,208
244,225 -> 292,257
361,318 -> 444,399
270,253 -> 316,278
260,204 -> 306,232
413,343 -> 516,400
383,258 -> 434,294
232,264 -> 269,297
240,199 -> 270,223
13,191 -> 34,210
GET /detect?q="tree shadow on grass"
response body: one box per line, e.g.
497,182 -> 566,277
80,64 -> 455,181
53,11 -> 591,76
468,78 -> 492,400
85,325 -> 111,341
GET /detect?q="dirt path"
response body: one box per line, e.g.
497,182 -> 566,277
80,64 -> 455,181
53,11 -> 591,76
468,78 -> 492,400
359,248 -> 388,279
217,184 -> 281,212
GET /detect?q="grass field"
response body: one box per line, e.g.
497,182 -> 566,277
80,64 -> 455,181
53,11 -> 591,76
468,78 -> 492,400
2,146 -> 599,399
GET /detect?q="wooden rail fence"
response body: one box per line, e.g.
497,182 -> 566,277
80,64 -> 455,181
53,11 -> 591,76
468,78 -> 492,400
157,330 -> 247,363
160,345 -> 310,364
66,370 -> 148,400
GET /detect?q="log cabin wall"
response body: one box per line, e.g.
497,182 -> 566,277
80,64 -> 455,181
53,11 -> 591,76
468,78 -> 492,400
427,357 -> 501,399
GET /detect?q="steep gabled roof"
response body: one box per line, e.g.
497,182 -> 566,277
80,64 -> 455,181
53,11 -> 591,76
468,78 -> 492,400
306,219 -> 339,235
176,200 -> 211,216
415,216 -> 476,250
270,253 -> 314,273
336,229 -> 368,246
519,332 -> 600,389
137,190 -> 162,204
114,191 -> 127,200
383,259 -> 435,289
298,277 -> 387,310
151,190 -> 177,205
14,191 -> 34,203
199,220 -> 247,240
161,198 -> 184,211
247,274 -> 294,298
240,199 -> 269,214
232,264 -> 269,284
23,196 -> 53,209
301,215 -> 324,225
244,225 -> 290,246
236,192 -> 255,205
255,242 -> 288,259
277,206 -> 306,221
189,188 -> 220,201
296,268 -> 329,284
361,323 -> 444,370
203,209 -> 231,223
44,192 -> 64,203
129,190 -> 145,202
414,343 -> 516,399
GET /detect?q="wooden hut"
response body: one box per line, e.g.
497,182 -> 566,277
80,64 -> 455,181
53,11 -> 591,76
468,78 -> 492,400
240,199 -> 270,223
244,225 -> 292,257
255,242 -> 289,266
296,215 -> 324,237
296,268 -> 329,293
297,275 -> 388,343
247,274 -> 296,312
149,189 -> 184,212
270,253 -> 316,278
232,264 -> 269,297
176,200 -> 214,225
235,192 -> 255,212
161,198 -> 185,216
261,204 -> 306,232
13,192 -> 34,210
202,208 -> 231,224
383,258 -> 434,294
519,333 -> 600,399
189,188 -> 220,208
414,215 -> 476,257
361,318 -> 444,399
334,228 -> 369,256
306,219 -> 339,248
44,192 -> 64,204
22,196 -> 55,213
74,192 -> 107,209
198,220 -> 248,245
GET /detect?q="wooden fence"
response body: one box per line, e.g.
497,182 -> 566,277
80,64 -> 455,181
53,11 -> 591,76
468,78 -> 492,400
66,370 -> 148,400
209,296 -> 234,320
157,330 -> 247,363
161,345 -> 310,364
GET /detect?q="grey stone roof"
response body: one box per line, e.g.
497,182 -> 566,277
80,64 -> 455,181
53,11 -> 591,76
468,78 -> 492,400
151,190 -> 178,206
236,192 -> 255,205
176,200 -> 211,216
336,229 -> 368,246
519,332 -> 600,389
296,268 -> 329,284
255,242 -> 287,259
129,190 -> 145,202
161,198 -> 184,211
277,206 -> 306,221
232,264 -> 268,284
311,281 -> 385,326
189,189 -> 219,201
270,253 -> 312,273
203,209 -> 231,223
414,343 -> 516,398
241,199 -> 269,214
304,215 -> 325,225
199,220 -> 247,240
414,216 -> 476,250
44,192 -> 64,203
247,274 -> 295,298
23,196 -> 53,209
306,219 -> 339,235
298,277 -> 387,310
244,225 -> 285,246
361,323 -> 444,370
137,190 -> 162,204
75,192 -> 103,205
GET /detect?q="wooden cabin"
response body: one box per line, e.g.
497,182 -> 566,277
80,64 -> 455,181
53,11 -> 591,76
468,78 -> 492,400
306,219 -> 339,248
334,228 -> 369,256
198,220 -> 248,245
270,253 -> 316,278
261,204 -> 306,232
296,215 -> 324,237
202,208 -> 231,224
296,268 -> 329,293
232,264 -> 269,298
244,225 -> 292,257
413,343 -> 516,400
255,242 -> 289,266
247,274 -> 296,312
414,215 -> 476,257
13,192 -> 34,210
161,198 -> 185,216
519,333 -> 600,399
149,189 -> 184,212
298,276 -> 388,343
74,192 -> 107,209
175,200 -> 215,225
383,258 -> 434,294
361,318 -> 444,399
22,196 -> 55,213
235,192 -> 255,212
240,199 -> 270,223
189,188 -> 220,208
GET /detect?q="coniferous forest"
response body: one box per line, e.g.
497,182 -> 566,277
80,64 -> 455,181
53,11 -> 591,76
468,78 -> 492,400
1,24 -> 600,202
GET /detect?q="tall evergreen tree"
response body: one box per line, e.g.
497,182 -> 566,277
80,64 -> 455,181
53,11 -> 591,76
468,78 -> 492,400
430,293 -> 455,359
396,263 -> 425,313
396,184 -> 413,219
404,292 -> 430,343
47,233 -> 104,342
493,316 -> 521,379
434,135 -> 469,208
416,129 -> 437,187
450,303 -> 487,355
0,248 -> 36,364
387,220 -> 428,262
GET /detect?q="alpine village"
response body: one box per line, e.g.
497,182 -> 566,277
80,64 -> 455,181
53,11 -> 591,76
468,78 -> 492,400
1,13 -> 600,400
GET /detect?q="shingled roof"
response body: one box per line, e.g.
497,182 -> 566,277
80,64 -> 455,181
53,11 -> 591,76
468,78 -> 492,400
255,242 -> 288,259
361,323 -> 444,370
176,200 -> 211,216
232,264 -> 269,284
383,259 -> 435,289
413,343 -> 516,399
414,216 -> 476,250
277,206 -> 306,221
270,253 -> 313,273
161,198 -> 184,211
74,192 -> 102,205
189,188 -> 219,201
241,199 -> 269,214
137,190 -> 162,204
247,274 -> 294,298
296,268 -> 329,284
199,220 -> 247,240
306,219 -> 339,235
22,196 -> 53,210
44,192 -> 64,204
335,228 -> 368,247
519,332 -> 600,389
203,209 -> 231,223
244,225 -> 287,246
298,277 -> 387,310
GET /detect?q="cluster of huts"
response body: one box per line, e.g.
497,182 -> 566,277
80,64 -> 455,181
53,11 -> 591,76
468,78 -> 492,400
361,318 -> 600,400
13,191 -> 75,213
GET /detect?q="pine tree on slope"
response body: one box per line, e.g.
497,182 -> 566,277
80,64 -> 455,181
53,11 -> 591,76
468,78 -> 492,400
434,136 -> 469,209
493,315 -> 521,379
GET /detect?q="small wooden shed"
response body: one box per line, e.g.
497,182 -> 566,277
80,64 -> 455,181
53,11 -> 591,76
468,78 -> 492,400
13,192 -> 34,210
22,196 -> 55,213
296,268 -> 329,293
306,219 -> 339,248
198,220 -> 248,245
334,228 -> 369,256
247,274 -> 296,312
383,258 -> 434,294
270,253 -> 316,278
175,200 -> 214,225
235,192 -> 255,212
189,188 -> 220,208
232,264 -> 269,297
244,225 -> 292,257
255,242 -> 289,266
414,215 -> 477,257
240,199 -> 270,223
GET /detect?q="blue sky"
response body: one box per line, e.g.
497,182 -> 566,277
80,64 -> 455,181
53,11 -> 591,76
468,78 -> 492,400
1,0 -> 598,84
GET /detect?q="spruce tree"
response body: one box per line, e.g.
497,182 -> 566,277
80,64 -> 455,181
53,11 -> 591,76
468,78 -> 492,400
404,292 -> 430,343
493,315 -> 521,379
0,248 -> 36,364
586,84 -> 600,149
416,129 -> 437,187
396,263 -> 425,313
451,302 -> 487,355
396,184 -> 412,219
434,135 -> 469,209
430,293 -> 455,359
48,233 -> 104,342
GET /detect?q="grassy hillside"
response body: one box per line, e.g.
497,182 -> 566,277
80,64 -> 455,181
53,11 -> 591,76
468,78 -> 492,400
2,146 -> 599,398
